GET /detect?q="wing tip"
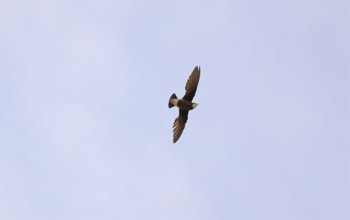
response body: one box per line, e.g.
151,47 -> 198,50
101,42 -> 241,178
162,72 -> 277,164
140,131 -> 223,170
194,65 -> 200,74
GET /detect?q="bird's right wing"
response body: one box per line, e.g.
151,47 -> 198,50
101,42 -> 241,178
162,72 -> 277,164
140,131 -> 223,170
183,66 -> 200,101
172,110 -> 189,143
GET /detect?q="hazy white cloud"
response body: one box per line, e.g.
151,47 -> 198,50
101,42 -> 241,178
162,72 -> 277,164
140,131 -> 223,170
0,0 -> 349,219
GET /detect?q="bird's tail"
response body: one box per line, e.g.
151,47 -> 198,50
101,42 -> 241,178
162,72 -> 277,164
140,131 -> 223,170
168,93 -> 177,108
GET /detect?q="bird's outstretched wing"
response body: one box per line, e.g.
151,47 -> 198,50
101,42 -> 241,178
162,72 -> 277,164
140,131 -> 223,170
183,66 -> 200,101
172,109 -> 189,143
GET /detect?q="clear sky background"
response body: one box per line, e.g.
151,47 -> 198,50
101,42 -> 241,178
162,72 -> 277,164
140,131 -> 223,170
0,0 -> 349,219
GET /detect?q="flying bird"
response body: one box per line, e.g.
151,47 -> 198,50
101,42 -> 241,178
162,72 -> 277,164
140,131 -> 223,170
168,66 -> 201,143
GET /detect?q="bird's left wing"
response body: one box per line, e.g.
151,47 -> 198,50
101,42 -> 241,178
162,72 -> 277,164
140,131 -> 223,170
183,66 -> 200,101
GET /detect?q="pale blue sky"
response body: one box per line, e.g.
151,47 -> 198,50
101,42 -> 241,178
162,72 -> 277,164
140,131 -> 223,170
0,0 -> 349,219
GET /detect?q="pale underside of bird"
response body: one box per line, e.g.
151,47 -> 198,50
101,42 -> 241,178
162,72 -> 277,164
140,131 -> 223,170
168,66 -> 201,143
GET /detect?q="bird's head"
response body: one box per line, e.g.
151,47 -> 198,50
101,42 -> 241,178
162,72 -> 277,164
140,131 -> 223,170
192,103 -> 198,109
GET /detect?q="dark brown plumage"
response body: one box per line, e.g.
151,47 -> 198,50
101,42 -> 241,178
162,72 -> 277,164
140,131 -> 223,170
168,66 -> 201,143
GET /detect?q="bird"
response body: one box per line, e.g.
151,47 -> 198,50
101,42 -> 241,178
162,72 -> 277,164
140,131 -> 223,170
168,66 -> 201,143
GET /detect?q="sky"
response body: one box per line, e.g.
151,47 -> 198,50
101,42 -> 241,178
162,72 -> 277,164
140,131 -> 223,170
0,0 -> 349,219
